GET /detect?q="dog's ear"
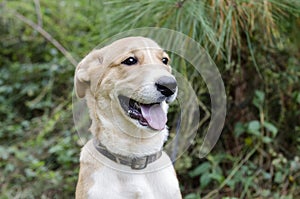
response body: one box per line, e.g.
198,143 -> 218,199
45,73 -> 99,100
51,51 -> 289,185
75,64 -> 89,98
74,50 -> 103,98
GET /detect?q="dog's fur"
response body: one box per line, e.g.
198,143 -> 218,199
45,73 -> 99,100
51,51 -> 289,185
75,37 -> 182,199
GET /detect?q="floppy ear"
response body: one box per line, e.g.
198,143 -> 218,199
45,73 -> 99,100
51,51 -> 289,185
74,50 -> 103,98
75,65 -> 89,98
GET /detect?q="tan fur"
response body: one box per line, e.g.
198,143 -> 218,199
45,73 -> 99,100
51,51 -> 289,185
76,142 -> 104,198
75,37 -> 182,199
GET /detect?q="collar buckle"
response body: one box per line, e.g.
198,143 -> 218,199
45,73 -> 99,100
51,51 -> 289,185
131,156 -> 149,170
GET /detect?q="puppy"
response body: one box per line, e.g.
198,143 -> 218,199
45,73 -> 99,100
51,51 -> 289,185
75,37 -> 182,199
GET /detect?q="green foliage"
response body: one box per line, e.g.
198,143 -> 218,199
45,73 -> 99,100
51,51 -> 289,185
1,0 -> 300,198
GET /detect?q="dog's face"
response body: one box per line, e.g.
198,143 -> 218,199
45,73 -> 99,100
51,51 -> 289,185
75,37 -> 177,135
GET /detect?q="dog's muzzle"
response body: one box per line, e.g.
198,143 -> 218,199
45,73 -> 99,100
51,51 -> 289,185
118,76 -> 177,131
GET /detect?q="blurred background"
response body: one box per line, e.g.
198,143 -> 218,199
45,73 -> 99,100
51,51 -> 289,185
0,0 -> 299,198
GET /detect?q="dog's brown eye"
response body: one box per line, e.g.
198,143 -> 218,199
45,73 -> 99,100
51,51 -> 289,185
121,57 -> 138,66
162,57 -> 169,65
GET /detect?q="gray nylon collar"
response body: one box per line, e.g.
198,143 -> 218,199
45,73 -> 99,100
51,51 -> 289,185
93,139 -> 162,170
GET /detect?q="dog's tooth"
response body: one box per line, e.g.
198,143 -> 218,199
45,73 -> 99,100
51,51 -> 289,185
128,109 -> 141,120
128,109 -> 134,115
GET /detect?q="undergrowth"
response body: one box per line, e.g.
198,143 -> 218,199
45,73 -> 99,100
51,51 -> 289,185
0,0 -> 299,198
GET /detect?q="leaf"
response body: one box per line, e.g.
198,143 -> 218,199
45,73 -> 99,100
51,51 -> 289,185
25,168 -> 37,178
297,92 -> 300,104
248,120 -> 260,131
262,172 -> 272,180
200,174 -> 212,189
255,90 -> 265,103
184,193 -> 200,199
274,172 -> 284,183
262,136 -> 273,143
253,90 -> 265,109
247,120 -> 261,136
261,190 -> 271,197
189,162 -> 211,177
0,146 -> 9,160
263,121 -> 278,137
234,122 -> 246,137
209,172 -> 224,183
5,163 -> 15,172
49,145 -> 63,153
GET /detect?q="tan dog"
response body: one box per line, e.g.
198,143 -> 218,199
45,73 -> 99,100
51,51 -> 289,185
75,37 -> 182,199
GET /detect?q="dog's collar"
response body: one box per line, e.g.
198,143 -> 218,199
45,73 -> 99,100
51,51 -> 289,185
93,139 -> 162,170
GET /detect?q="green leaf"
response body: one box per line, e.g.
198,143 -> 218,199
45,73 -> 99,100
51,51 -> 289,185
262,136 -> 273,143
209,172 -> 224,183
234,122 -> 246,137
263,121 -> 278,137
49,145 -> 63,153
184,193 -> 200,199
255,90 -> 265,103
25,168 -> 37,178
247,120 -> 261,136
189,162 -> 211,177
253,90 -> 265,109
262,172 -> 272,180
261,190 -> 271,197
200,174 -> 212,189
297,92 -> 300,104
248,120 -> 260,131
274,172 -> 284,183
5,163 -> 15,172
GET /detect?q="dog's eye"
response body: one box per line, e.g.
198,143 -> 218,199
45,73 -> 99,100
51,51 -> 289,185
121,57 -> 138,66
162,57 -> 169,65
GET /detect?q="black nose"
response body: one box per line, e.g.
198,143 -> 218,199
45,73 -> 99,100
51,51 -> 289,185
155,76 -> 177,97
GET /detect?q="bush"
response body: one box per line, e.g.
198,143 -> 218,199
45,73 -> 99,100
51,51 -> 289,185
0,0 -> 299,198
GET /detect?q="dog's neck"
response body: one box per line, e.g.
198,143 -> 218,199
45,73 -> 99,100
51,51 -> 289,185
93,138 -> 163,170
96,123 -> 168,157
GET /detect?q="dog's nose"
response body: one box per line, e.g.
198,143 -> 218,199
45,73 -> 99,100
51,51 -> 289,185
155,76 -> 177,97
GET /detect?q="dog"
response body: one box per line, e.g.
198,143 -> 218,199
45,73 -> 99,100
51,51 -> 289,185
74,36 -> 182,199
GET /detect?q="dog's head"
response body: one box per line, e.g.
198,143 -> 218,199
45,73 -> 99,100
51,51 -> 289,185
75,37 -> 177,135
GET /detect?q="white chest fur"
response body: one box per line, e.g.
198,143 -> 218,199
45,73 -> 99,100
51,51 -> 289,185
88,166 -> 181,199
78,140 -> 182,199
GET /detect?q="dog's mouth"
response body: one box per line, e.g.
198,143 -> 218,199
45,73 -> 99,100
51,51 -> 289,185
118,95 -> 167,131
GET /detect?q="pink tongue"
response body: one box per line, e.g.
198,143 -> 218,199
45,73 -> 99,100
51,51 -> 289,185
140,104 -> 167,130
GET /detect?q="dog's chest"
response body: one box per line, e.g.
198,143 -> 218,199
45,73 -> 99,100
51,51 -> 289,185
88,167 -> 180,199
